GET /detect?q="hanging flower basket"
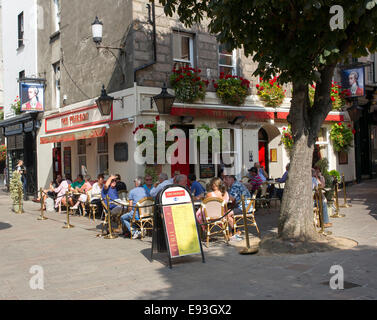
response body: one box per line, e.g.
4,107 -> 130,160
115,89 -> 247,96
309,81 -> 345,110
280,126 -> 294,156
213,73 -> 250,106
330,122 -> 355,152
256,76 -> 286,108
170,67 -> 208,103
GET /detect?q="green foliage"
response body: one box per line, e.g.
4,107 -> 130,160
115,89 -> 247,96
256,76 -> 286,107
10,170 -> 23,204
213,73 -> 250,106
11,97 -> 21,115
309,81 -> 345,111
330,122 -> 354,152
281,126 -> 293,151
145,166 -> 158,183
0,144 -> 6,162
170,66 -> 208,103
0,110 -> 4,120
328,170 -> 341,181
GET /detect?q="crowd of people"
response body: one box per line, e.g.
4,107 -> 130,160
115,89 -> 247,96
29,159 -> 332,241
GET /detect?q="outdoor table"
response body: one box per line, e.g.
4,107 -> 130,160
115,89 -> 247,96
109,199 -> 130,233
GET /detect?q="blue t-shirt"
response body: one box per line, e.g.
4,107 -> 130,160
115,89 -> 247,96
191,181 -> 205,197
129,186 -> 147,220
101,186 -> 119,210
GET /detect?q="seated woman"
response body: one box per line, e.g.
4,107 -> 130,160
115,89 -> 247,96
33,174 -> 63,208
53,174 -> 72,210
89,173 -> 105,216
195,177 -> 240,239
70,175 -> 93,213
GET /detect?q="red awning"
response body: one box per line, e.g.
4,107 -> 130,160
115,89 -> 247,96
40,124 -> 108,144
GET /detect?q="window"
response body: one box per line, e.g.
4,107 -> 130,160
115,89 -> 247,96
53,62 -> 60,108
77,139 -> 86,174
53,0 -> 60,32
97,133 -> 109,175
173,31 -> 194,68
218,44 -> 237,76
18,12 -> 24,48
313,127 -> 329,164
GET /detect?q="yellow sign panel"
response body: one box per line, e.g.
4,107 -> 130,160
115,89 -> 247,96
171,203 -> 201,256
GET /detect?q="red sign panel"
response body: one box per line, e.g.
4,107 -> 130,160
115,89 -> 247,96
162,206 -> 180,257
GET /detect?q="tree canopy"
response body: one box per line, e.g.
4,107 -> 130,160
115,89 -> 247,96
159,0 -> 377,84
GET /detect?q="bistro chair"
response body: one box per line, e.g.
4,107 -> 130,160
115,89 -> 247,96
86,192 -> 97,222
255,182 -> 270,209
200,197 -> 229,247
130,197 -> 154,239
313,190 -> 320,228
233,194 -> 260,238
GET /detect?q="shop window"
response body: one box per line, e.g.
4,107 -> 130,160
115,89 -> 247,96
97,134 -> 108,175
173,31 -> 194,69
53,62 -> 61,108
218,44 -> 237,76
53,0 -> 60,33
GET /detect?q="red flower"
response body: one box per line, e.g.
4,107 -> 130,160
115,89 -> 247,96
331,96 -> 335,102
214,83 -> 219,89
352,129 -> 356,134
198,69 -> 201,73
338,122 -> 342,126
155,115 -> 160,121
347,124 -> 351,128
256,84 -> 260,89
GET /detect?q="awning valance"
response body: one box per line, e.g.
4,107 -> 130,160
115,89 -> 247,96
40,124 -> 109,144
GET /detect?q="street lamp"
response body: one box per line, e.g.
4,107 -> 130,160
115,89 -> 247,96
151,83 -> 175,114
95,85 -> 113,116
91,16 -> 103,45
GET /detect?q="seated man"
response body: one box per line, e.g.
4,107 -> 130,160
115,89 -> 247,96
67,174 -> 85,208
275,163 -> 290,200
254,162 -> 268,182
224,175 -> 252,215
143,174 -> 153,197
150,172 -> 173,198
101,175 -> 124,230
188,173 -> 205,199
247,167 -> 263,194
90,173 -> 105,217
120,177 -> 147,239
115,174 -> 127,192
71,175 -> 92,213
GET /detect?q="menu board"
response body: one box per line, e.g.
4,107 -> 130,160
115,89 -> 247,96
163,203 -> 201,258
199,164 -> 215,179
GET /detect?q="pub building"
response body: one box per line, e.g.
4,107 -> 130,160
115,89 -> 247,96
0,112 -> 39,195
36,85 -> 357,191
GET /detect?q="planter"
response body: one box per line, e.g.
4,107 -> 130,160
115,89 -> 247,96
13,202 -> 23,213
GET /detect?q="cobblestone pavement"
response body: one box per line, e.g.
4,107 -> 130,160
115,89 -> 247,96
0,180 -> 376,300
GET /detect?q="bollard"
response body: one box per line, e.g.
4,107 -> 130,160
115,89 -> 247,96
239,195 -> 257,254
62,192 -> 74,228
317,187 -> 331,236
104,195 -> 118,239
37,188 -> 48,220
330,177 -> 345,218
339,173 -> 352,208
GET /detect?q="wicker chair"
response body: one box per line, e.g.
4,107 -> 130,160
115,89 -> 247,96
130,197 -> 154,239
233,194 -> 260,237
200,197 -> 229,247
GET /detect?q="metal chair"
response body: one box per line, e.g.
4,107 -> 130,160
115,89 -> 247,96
130,197 -> 154,239
200,197 -> 229,247
233,194 -> 260,237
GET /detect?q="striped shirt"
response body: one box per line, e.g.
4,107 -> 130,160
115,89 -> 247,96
248,175 -> 263,191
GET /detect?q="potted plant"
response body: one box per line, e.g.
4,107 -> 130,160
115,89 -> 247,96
10,170 -> 23,213
256,76 -> 286,107
213,73 -> 250,106
330,122 -> 355,152
170,66 -> 208,103
11,96 -> 21,115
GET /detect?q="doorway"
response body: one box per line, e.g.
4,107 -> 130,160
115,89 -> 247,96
258,128 -> 269,174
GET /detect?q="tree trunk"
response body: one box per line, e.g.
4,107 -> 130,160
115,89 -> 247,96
278,65 -> 335,241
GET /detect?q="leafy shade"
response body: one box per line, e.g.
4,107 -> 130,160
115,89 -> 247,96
159,1 -> 377,84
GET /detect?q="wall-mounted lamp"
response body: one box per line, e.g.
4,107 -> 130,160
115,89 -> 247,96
151,83 -> 176,114
91,16 -> 126,82
228,115 -> 246,125
95,85 -> 124,116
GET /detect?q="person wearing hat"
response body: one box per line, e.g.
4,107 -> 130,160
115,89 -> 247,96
248,167 -> 263,193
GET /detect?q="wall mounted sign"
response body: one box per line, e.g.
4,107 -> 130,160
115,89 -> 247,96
20,82 -> 45,112
270,148 -> 277,162
44,105 -> 112,134
341,66 -> 365,98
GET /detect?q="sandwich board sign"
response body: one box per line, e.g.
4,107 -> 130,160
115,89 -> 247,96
151,184 -> 205,268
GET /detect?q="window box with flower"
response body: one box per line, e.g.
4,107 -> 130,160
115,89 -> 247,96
170,66 -> 209,103
213,73 -> 250,106
256,76 -> 286,108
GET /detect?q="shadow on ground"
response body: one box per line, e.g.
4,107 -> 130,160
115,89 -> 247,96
0,222 -> 11,230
